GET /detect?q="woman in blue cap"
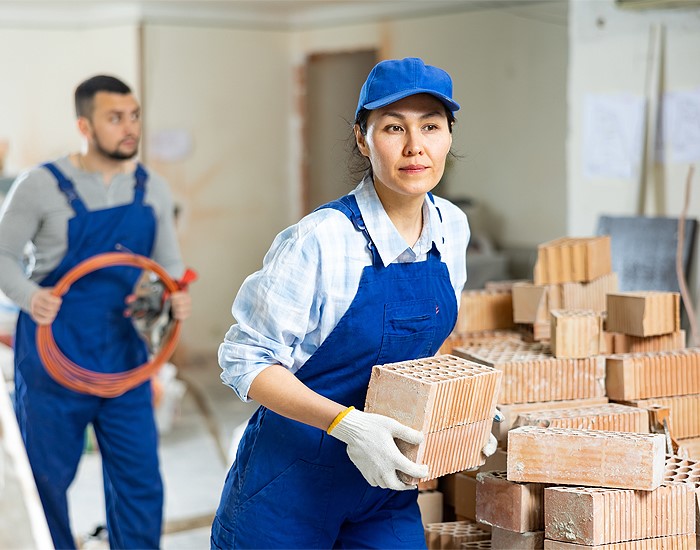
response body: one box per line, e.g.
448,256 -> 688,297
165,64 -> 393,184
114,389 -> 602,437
212,57 -> 494,549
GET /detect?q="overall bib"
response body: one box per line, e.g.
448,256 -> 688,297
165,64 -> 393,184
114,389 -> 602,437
13,163 -> 163,549
211,194 -> 458,549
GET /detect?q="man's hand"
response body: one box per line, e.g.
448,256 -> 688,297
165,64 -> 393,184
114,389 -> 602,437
170,291 -> 191,321
328,408 -> 428,491
30,288 -> 62,325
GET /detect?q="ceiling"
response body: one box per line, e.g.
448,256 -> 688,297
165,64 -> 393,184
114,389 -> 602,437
0,0 -> 569,29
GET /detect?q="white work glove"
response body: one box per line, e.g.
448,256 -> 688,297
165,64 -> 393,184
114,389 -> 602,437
482,408 -> 503,459
329,408 -> 429,491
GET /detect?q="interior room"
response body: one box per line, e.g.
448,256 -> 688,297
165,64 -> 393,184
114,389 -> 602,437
1,0 -> 699,548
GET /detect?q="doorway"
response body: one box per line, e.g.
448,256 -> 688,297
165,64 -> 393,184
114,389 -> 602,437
302,50 -> 377,214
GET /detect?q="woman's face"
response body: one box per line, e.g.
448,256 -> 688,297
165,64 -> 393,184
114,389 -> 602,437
355,93 -> 452,202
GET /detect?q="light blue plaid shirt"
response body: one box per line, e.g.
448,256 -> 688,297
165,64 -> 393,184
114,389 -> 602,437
219,176 -> 469,401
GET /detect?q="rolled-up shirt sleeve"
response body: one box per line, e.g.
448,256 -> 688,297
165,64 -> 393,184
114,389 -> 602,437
218,222 -> 324,402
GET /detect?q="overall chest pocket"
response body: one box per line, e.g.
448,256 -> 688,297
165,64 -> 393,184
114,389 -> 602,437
376,299 -> 437,365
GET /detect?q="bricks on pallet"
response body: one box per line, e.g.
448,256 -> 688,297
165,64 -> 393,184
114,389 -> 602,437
618,394 -> 700,439
491,527 -> 544,550
543,534 -> 697,550
456,290 -> 515,333
610,330 -> 686,354
453,341 -> 606,405
494,397 -> 610,448
476,471 -> 546,532
514,403 -> 649,434
605,349 -> 700,401
533,236 -> 612,285
606,292 -> 680,337
365,355 -> 502,481
507,426 -> 666,490
550,309 -> 603,359
545,484 -> 695,546
424,520 -> 490,550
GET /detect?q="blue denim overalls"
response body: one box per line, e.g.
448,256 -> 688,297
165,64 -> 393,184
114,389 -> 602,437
211,194 -> 458,549
13,162 -> 163,549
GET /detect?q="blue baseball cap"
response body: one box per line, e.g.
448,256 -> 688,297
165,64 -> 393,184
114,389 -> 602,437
355,57 -> 460,119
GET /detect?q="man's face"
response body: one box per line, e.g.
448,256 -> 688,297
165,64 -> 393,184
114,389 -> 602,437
84,91 -> 141,161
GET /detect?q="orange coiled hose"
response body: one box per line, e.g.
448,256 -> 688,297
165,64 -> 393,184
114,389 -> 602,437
36,252 -> 183,398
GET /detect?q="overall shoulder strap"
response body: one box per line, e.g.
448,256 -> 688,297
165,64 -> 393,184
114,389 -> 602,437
314,195 -> 381,266
42,162 -> 88,215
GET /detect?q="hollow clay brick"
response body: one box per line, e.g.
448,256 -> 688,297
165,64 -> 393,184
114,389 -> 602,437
398,418 -> 493,482
606,349 -> 700,401
606,292 -> 680,337
418,490 -> 444,526
544,484 -> 695,545
533,236 -> 612,285
514,403 -> 649,434
459,540 -> 492,550
455,472 -> 478,520
365,355 -> 502,483
494,397 -> 610,447
491,527 -> 544,550
454,341 -> 606,405
550,309 -> 603,359
476,471 -> 546,532
610,331 -> 686,354
560,272 -> 618,314
457,290 -> 515,332
543,534 -> 696,550
365,355 -> 501,433
664,454 -> 700,531
424,520 -> 490,550
507,426 -> 665,490
619,395 -> 700,439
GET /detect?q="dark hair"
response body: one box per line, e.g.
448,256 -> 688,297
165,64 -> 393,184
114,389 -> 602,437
348,105 -> 457,180
74,75 -> 132,119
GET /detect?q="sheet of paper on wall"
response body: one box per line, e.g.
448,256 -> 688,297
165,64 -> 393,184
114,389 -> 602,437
147,129 -> 193,162
582,93 -> 646,180
662,88 -> 700,164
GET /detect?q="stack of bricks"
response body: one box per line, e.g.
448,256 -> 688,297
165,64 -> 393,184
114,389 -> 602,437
423,520 -> 490,549
604,291 -> 685,354
438,329 -> 525,356
606,348 -> 700,461
364,354 -> 502,482
505,426 -> 697,549
512,236 -> 618,343
665,453 -> 700,549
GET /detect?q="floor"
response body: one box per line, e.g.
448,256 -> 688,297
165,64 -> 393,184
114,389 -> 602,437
67,357 -> 258,549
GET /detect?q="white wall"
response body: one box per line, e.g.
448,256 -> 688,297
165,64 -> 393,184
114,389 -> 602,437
567,0 -> 700,331
142,24 -> 293,355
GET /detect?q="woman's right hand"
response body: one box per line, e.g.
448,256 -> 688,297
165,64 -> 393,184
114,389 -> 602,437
30,288 -> 62,325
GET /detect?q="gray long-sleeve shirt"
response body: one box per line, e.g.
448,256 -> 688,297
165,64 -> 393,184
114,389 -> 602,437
0,155 -> 185,313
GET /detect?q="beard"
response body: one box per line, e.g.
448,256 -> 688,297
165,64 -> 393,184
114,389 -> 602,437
93,132 -> 139,161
